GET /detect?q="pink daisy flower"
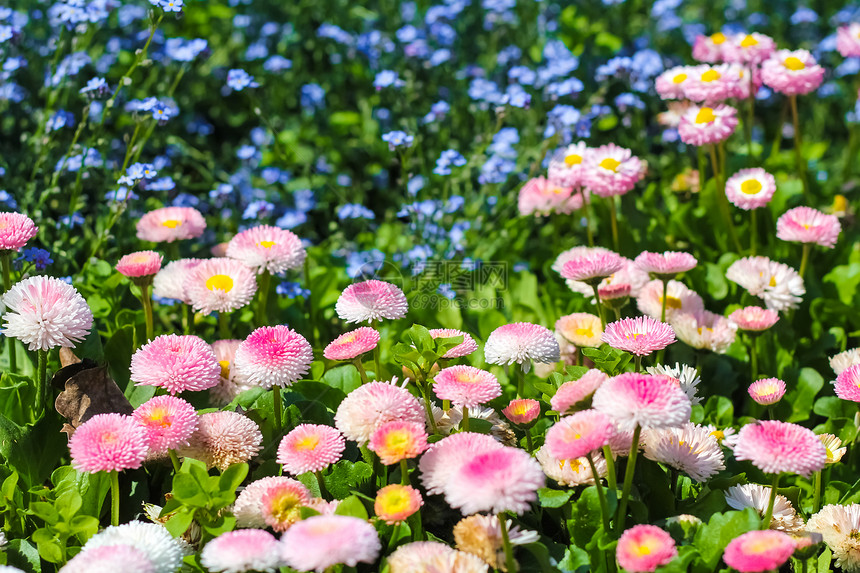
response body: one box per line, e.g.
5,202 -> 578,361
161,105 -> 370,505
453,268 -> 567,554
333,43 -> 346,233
636,279 -> 704,323
560,251 -> 626,286
132,395 -> 198,456
63,544 -> 155,573
582,144 -> 644,198
545,409 -> 613,461
152,258 -> 204,304
131,334 -> 221,394
734,420 -> 827,477
418,432 -> 504,495
262,480 -> 312,532
1,276 -> 93,351
634,251 -> 697,277
748,378 -> 787,405
277,424 -> 345,475
69,413 -> 149,473
536,446 -> 608,487
280,515 -> 381,572
0,212 -> 38,252
388,541 -> 489,573
725,168 -> 777,210
551,370 -> 608,414
837,23 -> 860,58
682,64 -> 737,103
179,411 -> 263,471
776,206 -> 841,248
433,365 -> 501,407
484,322 -> 560,365
761,50 -> 825,96
547,141 -> 591,188
678,104 -> 738,146
334,380 -> 425,445
443,446 -> 545,515
335,279 -> 408,323
723,530 -> 795,572
726,256 -> 805,312
833,364 -> 860,403
78,522 -> 183,573
601,316 -> 676,356
136,206 -> 206,243
200,529 -> 283,573
116,251 -> 163,280
323,327 -> 380,361
225,225 -> 306,275
616,525 -> 678,573
592,373 -> 692,432
501,398 -> 541,425
209,339 -> 251,406
429,328 -> 479,358
729,306 -> 779,332
234,325 -> 313,389
692,32 -> 729,63
184,257 -> 258,315
368,420 -> 428,465
599,282 -> 632,301
672,310 -> 738,354
374,484 -> 423,525
232,476 -> 310,528
517,176 -> 580,217
723,32 -> 776,65
655,66 -> 693,100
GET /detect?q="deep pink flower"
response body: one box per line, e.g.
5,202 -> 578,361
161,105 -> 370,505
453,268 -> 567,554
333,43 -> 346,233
433,365 -> 501,407
131,334 -> 221,394
616,525 -> 678,572
601,316 -> 676,356
132,395 -> 198,456
0,212 -> 38,251
723,530 -> 795,572
234,325 -> 313,389
733,420 -> 826,477
834,364 -> 860,403
545,410 -> 613,461
277,424 -> 345,475
70,413 -> 149,473
501,399 -> 541,425
776,206 -> 841,248
323,327 -> 380,361
116,251 -> 163,279
418,432 -> 504,495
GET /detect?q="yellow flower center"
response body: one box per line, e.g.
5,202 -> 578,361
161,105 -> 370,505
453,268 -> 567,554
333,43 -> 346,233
635,544 -> 653,556
710,430 -> 725,440
740,34 -> 758,48
695,107 -> 716,124
383,430 -> 413,459
268,491 -> 303,524
130,253 -> 151,263
599,158 -> 621,172
661,295 -> 683,310
565,154 -> 583,166
511,403 -> 530,416
575,327 -> 594,338
161,219 -> 182,229
258,240 -> 276,248
378,488 -> 411,515
784,56 -> 805,71
627,332 -> 644,340
294,435 -> 320,451
145,407 -> 172,428
701,69 -> 721,82
206,274 -> 234,292
218,360 -> 230,379
768,276 -> 777,287
741,179 -> 762,195
833,194 -> 848,212
672,73 -> 687,84
711,33 -> 726,44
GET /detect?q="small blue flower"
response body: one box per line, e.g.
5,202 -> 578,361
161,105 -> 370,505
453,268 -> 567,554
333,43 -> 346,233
337,203 -> 375,220
437,283 -> 456,299
19,248 -> 53,270
381,130 -> 414,151
276,281 -> 311,298
79,77 -> 110,99
433,149 -> 467,176
226,69 -> 258,91
374,70 -> 405,90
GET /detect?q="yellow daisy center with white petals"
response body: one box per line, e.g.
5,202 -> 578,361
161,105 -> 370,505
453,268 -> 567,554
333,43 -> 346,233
599,158 -> 621,172
673,73 -> 687,84
206,274 -> 234,292
784,57 -> 805,71
565,154 -> 583,166
695,107 -> 716,124
162,219 -> 182,229
701,69 -> 721,82
740,34 -> 758,48
741,179 -> 762,195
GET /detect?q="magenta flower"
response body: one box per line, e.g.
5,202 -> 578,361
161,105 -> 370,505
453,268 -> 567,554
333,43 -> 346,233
678,104 -> 738,146
601,316 -> 676,356
834,364 -> 860,403
69,413 -> 149,473
545,410 -> 613,461
592,373 -> 692,432
634,251 -> 697,277
501,398 -> 541,425
418,432 -> 504,495
733,420 -> 826,477
723,530 -> 795,572
132,395 -> 198,456
131,334 -> 221,394
323,327 -> 380,361
234,325 -> 313,389
277,424 -> 345,475
0,212 -> 38,252
116,251 -> 163,279
776,206 -> 841,248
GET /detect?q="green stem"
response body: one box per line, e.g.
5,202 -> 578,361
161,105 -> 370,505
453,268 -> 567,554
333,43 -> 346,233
256,271 -> 271,327
1,253 -> 16,372
812,470 -> 821,514
139,284 -> 154,345
607,196 -> 619,252
525,429 -> 534,453
498,513 -> 518,573
603,445 -> 617,491
750,208 -> 758,256
400,459 -> 410,486
182,304 -> 191,335
168,450 -> 181,473
422,386 -> 439,434
110,471 -> 120,526
750,334 -> 758,383
580,187 -> 594,247
315,471 -> 329,500
799,244 -> 811,279
588,453 -> 611,532
272,385 -> 283,431
516,364 -> 526,398
37,349 -> 48,416
373,345 -> 383,380
218,312 -> 230,339
592,284 -> 606,330
789,95 -> 810,200
462,406 -> 470,431
634,355 -> 641,373
708,144 -> 742,252
762,473 -> 780,529
616,425 -> 641,532
660,279 -> 668,324
354,358 -> 369,384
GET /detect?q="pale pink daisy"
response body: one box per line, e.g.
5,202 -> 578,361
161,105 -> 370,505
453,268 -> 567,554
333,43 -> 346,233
547,141 -> 591,188
484,322 -> 560,365
722,62 -> 759,99
277,424 -> 345,475
418,432 -> 505,495
335,279 -> 408,323
642,423 -> 726,482
723,32 -> 776,65
234,325 -> 313,389
501,398 -> 541,425
723,530 -> 795,572
225,225 -> 306,275
592,373 -> 692,432
726,257 -> 805,312
582,144 -> 644,198
733,420 -> 826,477
130,334 -> 221,394
634,251 -> 697,277
210,339 -> 250,406
374,484 -> 423,524
132,395 -> 198,457
62,544 -> 156,573
761,50 -> 825,96
545,409 -> 612,461
725,484 -> 805,534
429,328 -> 479,358
323,327 -> 380,361
387,541 -> 489,573
116,251 -> 163,280
200,529 -> 282,573
516,177 -> 579,217
433,365 -> 501,407
692,32 -> 729,63
776,206 -> 841,248
830,348 -> 860,376
232,477 -> 310,528
636,279 -> 704,323
555,249 -> 651,297
553,246 -> 612,280
334,380 -> 425,445
560,251 -> 626,285
616,525 -> 677,573
1,276 -> 93,350
672,310 -> 738,354
262,480 -> 312,532
725,168 -> 776,210
69,413 -> 149,473
807,504 -> 860,572
678,104 -> 738,146
729,306 -> 779,332
136,206 -> 206,243
78,521 -> 185,573
535,445 -> 607,487
551,370 -> 608,414
556,313 -> 604,348
152,258 -> 204,303
655,66 -> 693,100
682,64 -> 737,103
834,364 -> 860,403
184,258 -> 258,315
368,420 -> 428,465
443,445 -> 545,515
0,212 -> 38,251
599,282 -> 631,301
837,23 -> 860,58
748,378 -> 786,405
179,411 -> 263,471
280,515 -> 381,572
603,316 -> 676,356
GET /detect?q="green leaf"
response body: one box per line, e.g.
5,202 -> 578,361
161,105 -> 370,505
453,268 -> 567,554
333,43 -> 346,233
537,488 -> 573,508
323,461 -> 373,499
787,368 -> 824,423
580,346 -> 632,376
692,509 -> 760,570
333,495 -> 369,520
164,507 -> 196,538
172,473 -> 209,507
32,528 -> 64,563
50,466 -> 110,521
218,463 -> 248,500
0,373 -> 37,426
6,539 -> 42,572
321,364 -> 362,395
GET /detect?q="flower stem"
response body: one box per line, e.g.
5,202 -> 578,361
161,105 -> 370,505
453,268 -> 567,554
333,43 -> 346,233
524,429 -> 534,453
181,304 -> 191,335
353,358 -> 369,384
812,470 -> 821,514
498,513 -> 518,573
139,284 -> 154,345
660,279 -> 669,324
789,95 -> 811,200
422,391 -> 439,434
580,187 -> 594,247
1,253 -> 16,372
373,345 -> 383,380
708,144 -> 742,252
762,473 -> 780,530
634,355 -> 642,373
110,471 -> 120,526
588,453 -> 611,532
603,445 -> 617,491
315,470 -> 329,500
168,450 -> 181,473
516,364 -> 526,398
607,196 -> 619,252
37,349 -> 48,416
272,385 -> 283,431
461,406 -> 470,431
592,284 -> 606,330
218,312 -> 230,339
256,271 -> 271,327
400,459 -> 410,486
616,425 -> 641,532
750,208 -> 758,256
750,334 -> 759,382
799,244 -> 811,279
